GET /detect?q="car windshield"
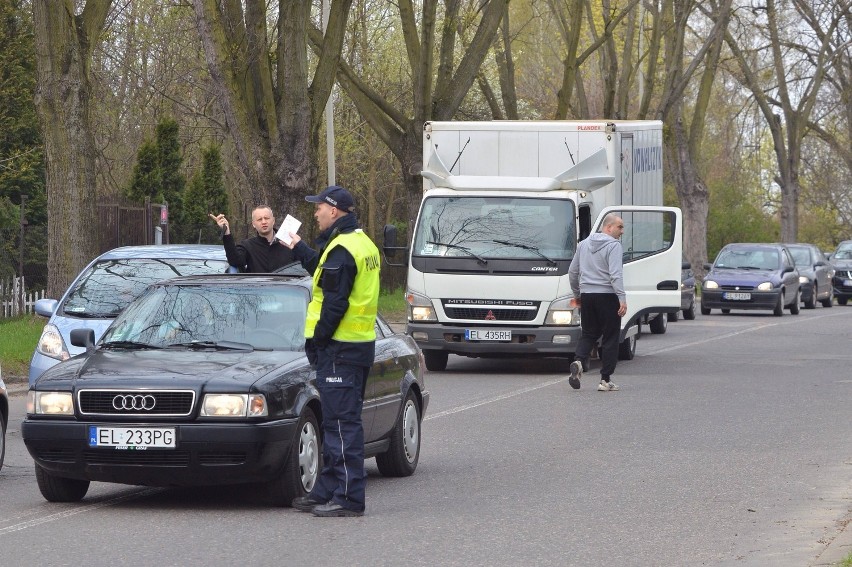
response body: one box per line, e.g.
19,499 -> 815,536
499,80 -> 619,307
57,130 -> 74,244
787,247 -> 812,267
62,258 -> 230,317
411,196 -> 576,260
102,284 -> 309,351
715,248 -> 779,270
835,246 -> 852,260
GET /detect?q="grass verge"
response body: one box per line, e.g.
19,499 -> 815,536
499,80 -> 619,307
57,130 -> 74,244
0,314 -> 43,379
379,287 -> 407,323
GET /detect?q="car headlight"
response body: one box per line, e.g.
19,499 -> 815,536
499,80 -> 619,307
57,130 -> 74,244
756,282 -> 773,291
406,291 -> 437,322
799,276 -> 808,284
36,324 -> 70,361
545,297 -> 580,325
27,391 -> 74,415
703,280 -> 719,290
200,394 -> 268,417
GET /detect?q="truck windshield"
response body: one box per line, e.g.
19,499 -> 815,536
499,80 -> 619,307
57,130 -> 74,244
412,197 -> 576,260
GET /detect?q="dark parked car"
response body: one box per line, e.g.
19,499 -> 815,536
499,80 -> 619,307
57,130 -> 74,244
29,245 -> 233,385
831,240 -> 852,305
701,243 -> 800,316
0,370 -> 7,472
784,243 -> 834,309
668,261 -> 696,321
22,273 -> 428,505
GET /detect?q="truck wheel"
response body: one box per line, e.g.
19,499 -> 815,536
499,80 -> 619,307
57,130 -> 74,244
617,334 -> 636,360
376,390 -> 421,477
264,407 -> 321,507
424,350 -> 448,371
667,310 -> 679,322
35,464 -> 89,502
649,313 -> 667,334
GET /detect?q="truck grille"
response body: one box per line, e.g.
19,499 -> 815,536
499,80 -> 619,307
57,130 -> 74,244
442,302 -> 539,321
78,390 -> 195,417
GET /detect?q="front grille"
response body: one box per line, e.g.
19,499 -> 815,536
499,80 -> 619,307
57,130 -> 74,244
836,270 -> 852,279
36,448 -> 76,463
78,390 -> 195,417
199,451 -> 247,465
442,301 -> 539,321
719,285 -> 755,291
83,450 -> 191,466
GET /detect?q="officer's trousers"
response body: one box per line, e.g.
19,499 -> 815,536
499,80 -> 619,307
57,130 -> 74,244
309,357 -> 368,513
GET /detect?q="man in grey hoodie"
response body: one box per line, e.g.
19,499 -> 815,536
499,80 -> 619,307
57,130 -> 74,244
567,213 -> 627,391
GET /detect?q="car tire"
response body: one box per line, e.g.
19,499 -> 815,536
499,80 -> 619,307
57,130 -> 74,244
376,390 -> 421,477
773,294 -> 784,316
821,288 -> 833,308
840,297 -> 848,306
424,350 -> 448,372
618,333 -> 636,360
683,301 -> 696,320
0,414 -> 5,472
265,407 -> 321,507
789,289 -> 800,314
649,313 -> 667,334
35,464 -> 90,502
668,310 -> 679,322
804,285 -> 817,309
721,308 -> 730,314
700,303 -> 711,315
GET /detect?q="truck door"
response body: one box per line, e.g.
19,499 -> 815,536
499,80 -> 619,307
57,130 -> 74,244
591,206 -> 682,336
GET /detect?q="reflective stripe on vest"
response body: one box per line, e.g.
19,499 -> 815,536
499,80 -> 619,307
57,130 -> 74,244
305,229 -> 380,342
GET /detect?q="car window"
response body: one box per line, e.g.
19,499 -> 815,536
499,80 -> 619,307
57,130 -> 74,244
787,247 -> 811,267
103,284 -> 309,351
62,258 -> 230,317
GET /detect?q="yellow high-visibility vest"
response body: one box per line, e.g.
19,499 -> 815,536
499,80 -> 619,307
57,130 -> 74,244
305,229 -> 380,342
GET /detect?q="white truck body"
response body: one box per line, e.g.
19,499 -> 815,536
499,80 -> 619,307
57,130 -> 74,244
403,120 -> 681,370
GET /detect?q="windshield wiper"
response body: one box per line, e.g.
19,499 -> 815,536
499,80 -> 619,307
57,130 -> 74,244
492,239 -> 557,266
100,340 -> 161,350
65,310 -> 120,318
426,241 -> 487,264
166,340 -> 255,351
737,266 -> 765,270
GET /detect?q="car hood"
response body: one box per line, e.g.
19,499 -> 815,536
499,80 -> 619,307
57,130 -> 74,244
706,268 -> 779,285
832,259 -> 852,270
34,348 -> 308,391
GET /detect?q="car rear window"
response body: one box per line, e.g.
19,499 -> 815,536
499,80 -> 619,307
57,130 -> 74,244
63,258 -> 230,317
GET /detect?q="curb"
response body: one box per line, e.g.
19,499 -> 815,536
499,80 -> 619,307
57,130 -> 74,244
812,518 -> 852,566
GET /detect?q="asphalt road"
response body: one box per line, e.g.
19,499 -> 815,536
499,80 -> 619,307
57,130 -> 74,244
1,306 -> 851,566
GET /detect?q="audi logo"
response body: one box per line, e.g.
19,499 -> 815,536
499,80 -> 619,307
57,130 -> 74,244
112,394 -> 156,411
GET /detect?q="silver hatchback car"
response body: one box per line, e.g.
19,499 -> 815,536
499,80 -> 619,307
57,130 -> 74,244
29,245 -> 232,386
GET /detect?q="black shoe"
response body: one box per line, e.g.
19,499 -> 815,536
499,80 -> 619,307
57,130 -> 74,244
311,502 -> 364,517
292,496 -> 325,512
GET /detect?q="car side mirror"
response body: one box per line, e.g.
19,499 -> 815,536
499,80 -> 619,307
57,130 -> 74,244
382,224 -> 408,267
703,263 -> 713,271
782,266 -> 794,274
70,328 -> 97,354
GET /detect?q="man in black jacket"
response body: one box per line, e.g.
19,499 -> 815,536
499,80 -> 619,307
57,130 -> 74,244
209,205 -> 294,272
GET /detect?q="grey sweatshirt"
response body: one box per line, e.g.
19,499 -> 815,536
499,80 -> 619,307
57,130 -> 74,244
568,232 -> 626,301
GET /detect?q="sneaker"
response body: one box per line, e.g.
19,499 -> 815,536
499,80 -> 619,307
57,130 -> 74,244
597,380 -> 619,391
568,360 -> 582,389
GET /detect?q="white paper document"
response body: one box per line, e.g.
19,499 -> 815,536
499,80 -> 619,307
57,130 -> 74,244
275,214 -> 302,245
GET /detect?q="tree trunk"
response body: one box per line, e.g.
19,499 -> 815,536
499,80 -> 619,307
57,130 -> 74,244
32,0 -> 112,297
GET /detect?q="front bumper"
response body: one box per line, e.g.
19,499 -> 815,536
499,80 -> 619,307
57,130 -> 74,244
22,417 -> 300,486
701,289 -> 782,311
407,322 -> 582,356
832,276 -> 852,299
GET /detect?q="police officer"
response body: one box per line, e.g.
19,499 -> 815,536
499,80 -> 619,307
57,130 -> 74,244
284,185 -> 380,517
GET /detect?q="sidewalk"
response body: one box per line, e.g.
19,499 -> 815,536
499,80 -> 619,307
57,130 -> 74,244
812,517 -> 852,566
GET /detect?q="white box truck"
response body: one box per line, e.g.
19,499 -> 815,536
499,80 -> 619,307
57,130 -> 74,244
384,120 -> 682,371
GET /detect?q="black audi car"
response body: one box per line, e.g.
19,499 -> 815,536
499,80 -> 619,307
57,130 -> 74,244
22,272 -> 428,505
